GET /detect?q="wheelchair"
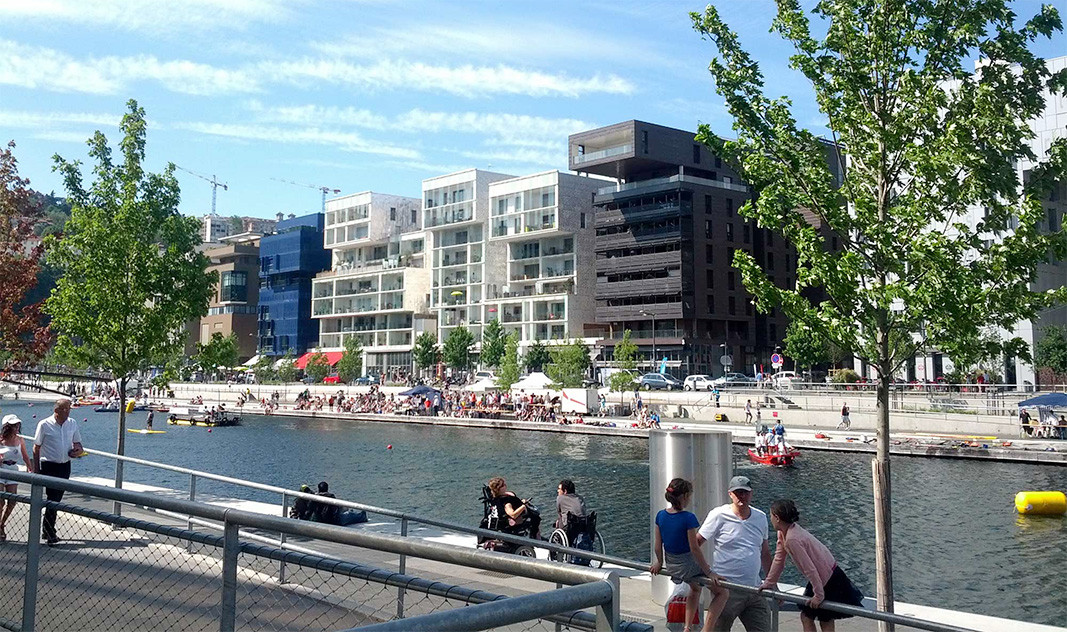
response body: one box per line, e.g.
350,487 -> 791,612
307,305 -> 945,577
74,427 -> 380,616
548,511 -> 605,568
477,485 -> 542,558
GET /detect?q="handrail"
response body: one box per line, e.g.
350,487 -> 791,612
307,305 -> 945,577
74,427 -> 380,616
42,447 -> 989,631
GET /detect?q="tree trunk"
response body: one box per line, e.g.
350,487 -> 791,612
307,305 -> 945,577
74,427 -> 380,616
114,376 -> 127,517
874,348 -> 895,631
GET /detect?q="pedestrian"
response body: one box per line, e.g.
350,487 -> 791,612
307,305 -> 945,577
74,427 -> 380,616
1019,408 -> 1031,436
697,475 -> 773,631
652,478 -> 729,632
0,415 -> 33,542
555,479 -> 588,530
33,398 -> 83,546
755,402 -> 762,423
838,403 -> 850,430
1058,415 -> 1067,441
745,400 -> 753,423
760,499 -> 865,632
713,388 -> 721,408
145,410 -> 154,430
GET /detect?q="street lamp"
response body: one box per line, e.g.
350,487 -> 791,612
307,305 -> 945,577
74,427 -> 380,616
640,310 -> 657,372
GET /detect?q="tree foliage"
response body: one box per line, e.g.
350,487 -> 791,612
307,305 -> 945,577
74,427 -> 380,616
523,339 -> 551,373
335,335 -> 364,382
609,330 -> 639,393
495,333 -> 521,390
277,349 -> 298,383
252,354 -> 277,382
442,326 -> 474,370
0,142 -> 52,362
480,318 -> 506,368
1035,326 -> 1067,375
546,340 -> 590,388
304,350 -> 331,382
46,99 -> 215,490
195,332 -> 239,376
784,319 -> 843,369
413,331 -> 440,371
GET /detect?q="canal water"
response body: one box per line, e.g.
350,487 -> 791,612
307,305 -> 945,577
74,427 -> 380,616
8,401 -> 1066,625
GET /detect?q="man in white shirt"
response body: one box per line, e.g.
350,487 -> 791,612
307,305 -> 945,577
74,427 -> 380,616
697,475 -> 774,631
33,398 -> 83,546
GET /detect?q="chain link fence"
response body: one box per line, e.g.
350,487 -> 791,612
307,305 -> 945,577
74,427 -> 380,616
0,474 -> 642,632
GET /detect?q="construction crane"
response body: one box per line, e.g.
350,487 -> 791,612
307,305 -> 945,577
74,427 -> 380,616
270,178 -> 340,212
175,165 -> 228,215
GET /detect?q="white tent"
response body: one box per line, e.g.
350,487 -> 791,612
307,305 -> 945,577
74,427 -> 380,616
511,372 -> 554,391
467,378 -> 500,392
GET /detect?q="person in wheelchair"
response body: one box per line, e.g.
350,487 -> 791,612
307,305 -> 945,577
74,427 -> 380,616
555,479 -> 588,530
553,479 -> 597,565
484,476 -> 542,540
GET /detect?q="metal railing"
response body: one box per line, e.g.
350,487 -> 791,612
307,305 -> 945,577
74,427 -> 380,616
55,447 -> 986,631
0,470 -> 634,631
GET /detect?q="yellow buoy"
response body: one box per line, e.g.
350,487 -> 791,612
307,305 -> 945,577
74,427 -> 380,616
125,399 -> 135,414
1015,491 -> 1067,516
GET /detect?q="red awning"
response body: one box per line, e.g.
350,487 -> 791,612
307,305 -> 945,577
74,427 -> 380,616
295,351 -> 344,369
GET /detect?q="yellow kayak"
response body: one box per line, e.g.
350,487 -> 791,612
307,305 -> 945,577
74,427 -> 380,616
127,429 -> 167,434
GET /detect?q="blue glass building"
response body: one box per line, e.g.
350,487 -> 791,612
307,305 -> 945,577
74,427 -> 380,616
258,213 -> 330,357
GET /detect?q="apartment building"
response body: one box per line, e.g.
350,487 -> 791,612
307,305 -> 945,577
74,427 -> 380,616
195,234 -> 261,362
570,120 -> 800,377
423,169 -> 514,342
257,213 -> 330,358
484,171 -> 601,347
200,214 -> 277,244
312,192 -> 433,375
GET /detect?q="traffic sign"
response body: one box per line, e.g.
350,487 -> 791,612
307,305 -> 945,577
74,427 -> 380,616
720,355 -> 733,367
770,353 -> 783,369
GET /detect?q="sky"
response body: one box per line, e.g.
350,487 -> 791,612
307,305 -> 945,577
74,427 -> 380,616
1,0 -> 1063,220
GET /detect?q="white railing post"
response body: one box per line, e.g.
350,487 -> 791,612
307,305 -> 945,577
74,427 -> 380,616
187,474 -> 196,552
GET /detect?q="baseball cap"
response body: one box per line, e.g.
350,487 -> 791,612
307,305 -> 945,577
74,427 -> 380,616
1,414 -> 21,427
728,475 -> 752,492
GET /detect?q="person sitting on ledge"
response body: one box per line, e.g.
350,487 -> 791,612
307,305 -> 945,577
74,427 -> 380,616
290,484 -> 314,520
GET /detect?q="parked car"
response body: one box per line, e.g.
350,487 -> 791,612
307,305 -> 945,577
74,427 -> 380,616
352,374 -> 379,385
322,374 -> 345,385
772,371 -> 799,389
472,371 -> 496,381
639,373 -> 684,391
712,372 -> 756,387
683,375 -> 715,391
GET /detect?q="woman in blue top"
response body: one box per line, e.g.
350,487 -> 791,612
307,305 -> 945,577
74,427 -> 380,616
651,478 -> 728,632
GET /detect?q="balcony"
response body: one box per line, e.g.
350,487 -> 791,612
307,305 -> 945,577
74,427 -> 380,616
425,207 -> 474,228
595,202 -> 683,228
595,250 -> 682,275
596,229 -> 682,251
572,144 -> 633,166
491,217 -> 559,240
595,173 -> 749,199
596,302 -> 685,322
596,276 -> 682,299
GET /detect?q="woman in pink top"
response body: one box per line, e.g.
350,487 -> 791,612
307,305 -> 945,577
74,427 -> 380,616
759,500 -> 864,632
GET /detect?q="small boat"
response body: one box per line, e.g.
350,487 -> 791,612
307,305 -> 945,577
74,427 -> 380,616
127,429 -> 167,434
747,447 -> 800,466
95,405 -> 150,413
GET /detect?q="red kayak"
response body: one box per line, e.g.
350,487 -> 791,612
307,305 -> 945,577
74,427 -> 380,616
747,448 -> 800,466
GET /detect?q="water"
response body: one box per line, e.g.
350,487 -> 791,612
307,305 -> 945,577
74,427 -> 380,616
10,401 -> 1066,625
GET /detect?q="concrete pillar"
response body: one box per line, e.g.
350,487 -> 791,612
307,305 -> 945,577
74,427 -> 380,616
649,428 -> 732,604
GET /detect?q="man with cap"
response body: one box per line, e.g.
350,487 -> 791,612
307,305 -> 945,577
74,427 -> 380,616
697,475 -> 774,631
33,398 -> 83,546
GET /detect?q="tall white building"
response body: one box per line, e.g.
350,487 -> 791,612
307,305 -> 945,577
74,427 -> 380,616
423,169 -> 514,342
312,192 -> 434,375
484,171 -> 601,347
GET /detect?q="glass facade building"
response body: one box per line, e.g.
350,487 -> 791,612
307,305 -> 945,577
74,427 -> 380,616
258,213 -> 330,357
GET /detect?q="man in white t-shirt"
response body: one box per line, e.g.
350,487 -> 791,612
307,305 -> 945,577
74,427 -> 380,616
697,475 -> 774,631
33,398 -> 83,546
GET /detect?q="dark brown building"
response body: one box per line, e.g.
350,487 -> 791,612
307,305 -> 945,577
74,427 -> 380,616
191,236 -> 261,362
569,120 -> 803,377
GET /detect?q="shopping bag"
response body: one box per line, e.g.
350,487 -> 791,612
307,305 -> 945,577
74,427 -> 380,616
665,581 -> 701,630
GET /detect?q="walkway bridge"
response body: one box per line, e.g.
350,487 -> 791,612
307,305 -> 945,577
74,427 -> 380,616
0,449 -> 1020,631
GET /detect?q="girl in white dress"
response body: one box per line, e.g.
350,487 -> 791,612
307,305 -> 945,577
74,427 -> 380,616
0,414 -> 33,542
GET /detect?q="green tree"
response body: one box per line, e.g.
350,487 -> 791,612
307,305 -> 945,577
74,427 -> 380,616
277,349 -> 297,383
413,331 -> 440,373
546,340 -> 590,388
480,318 -> 506,369
1035,326 -> 1067,375
523,339 -> 551,373
229,214 -> 243,233
442,325 -> 474,370
304,350 -> 331,382
252,354 -> 277,383
194,332 -> 239,378
46,100 -> 215,502
692,2 -> 1067,612
609,330 -> 639,396
495,332 -> 521,390
334,335 -> 364,382
784,320 -> 832,370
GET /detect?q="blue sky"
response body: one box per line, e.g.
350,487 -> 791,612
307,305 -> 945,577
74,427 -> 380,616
1,0 -> 1063,219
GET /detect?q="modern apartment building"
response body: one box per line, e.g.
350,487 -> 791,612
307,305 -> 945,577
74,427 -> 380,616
570,120 -> 799,377
200,214 -> 277,244
423,169 -> 514,343
312,192 -> 433,375
196,234 -> 261,362
257,213 -> 330,358
484,171 -> 601,347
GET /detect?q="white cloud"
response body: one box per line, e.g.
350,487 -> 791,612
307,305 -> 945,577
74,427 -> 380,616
0,40 -> 260,95
264,58 -> 634,98
0,109 -> 120,129
31,130 -> 99,144
0,0 -> 292,33
175,122 -> 420,160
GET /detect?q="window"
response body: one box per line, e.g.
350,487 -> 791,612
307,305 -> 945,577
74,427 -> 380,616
743,224 -> 750,244
411,209 -> 417,224
745,299 -> 753,316
693,144 -> 701,164
726,199 -> 734,216
728,296 -> 736,315
715,156 -> 722,169
581,213 -> 587,229
707,295 -> 715,313
726,223 -> 734,241
767,253 -> 775,270
390,207 -> 396,221
641,130 -> 649,154
577,144 -> 585,155
705,245 -> 714,263
705,195 -> 713,212
705,220 -> 713,239
707,270 -> 714,288
221,271 -> 248,302
728,272 -> 735,290
766,231 -> 773,247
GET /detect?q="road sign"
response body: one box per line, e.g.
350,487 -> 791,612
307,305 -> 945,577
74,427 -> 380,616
771,353 -> 783,369
720,355 -> 732,367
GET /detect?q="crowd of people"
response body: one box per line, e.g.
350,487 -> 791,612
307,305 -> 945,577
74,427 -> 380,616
1019,408 -> 1067,439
